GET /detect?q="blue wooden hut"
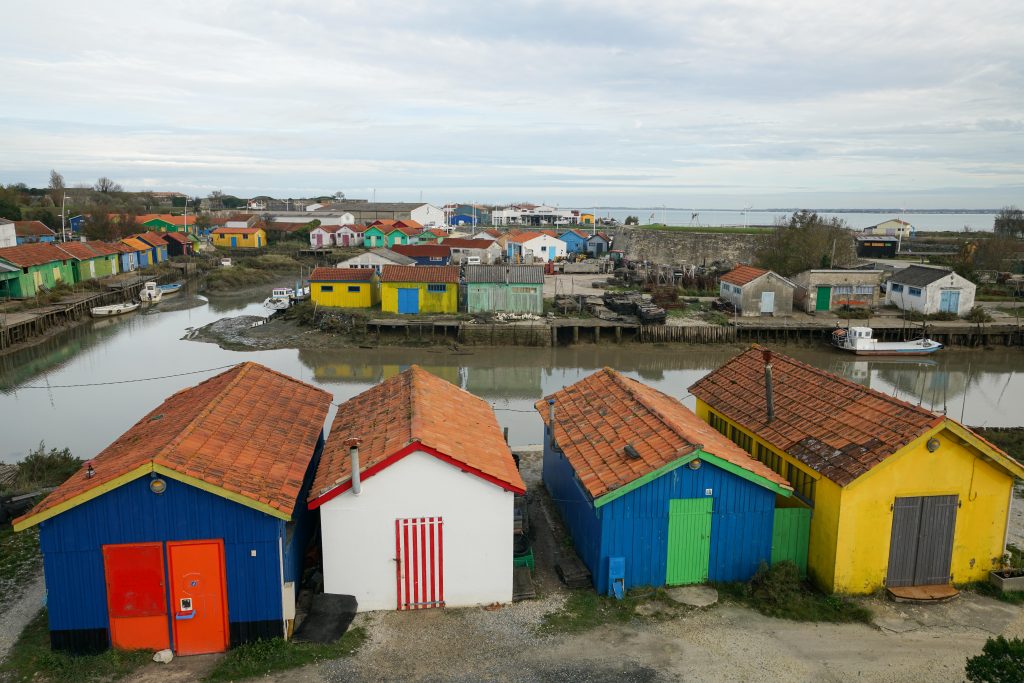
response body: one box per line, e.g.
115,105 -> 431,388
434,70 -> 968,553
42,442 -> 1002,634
558,229 -> 589,254
13,363 -> 332,655
536,368 -> 793,595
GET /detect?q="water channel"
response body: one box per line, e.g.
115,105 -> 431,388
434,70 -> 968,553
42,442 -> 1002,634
1,283 -> 1022,464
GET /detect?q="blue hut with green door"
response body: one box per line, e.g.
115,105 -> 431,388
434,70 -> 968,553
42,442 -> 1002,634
536,368 -> 795,595
12,363 -> 331,655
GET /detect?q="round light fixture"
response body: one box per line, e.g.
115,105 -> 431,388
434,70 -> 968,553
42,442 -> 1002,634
689,459 -> 702,470
150,478 -> 167,494
926,438 -> 941,453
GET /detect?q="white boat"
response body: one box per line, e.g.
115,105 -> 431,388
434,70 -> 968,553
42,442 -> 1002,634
90,302 -> 141,318
832,326 -> 943,356
263,288 -> 294,311
291,285 -> 310,301
220,258 -> 233,267
139,281 -> 163,303
157,282 -> 183,295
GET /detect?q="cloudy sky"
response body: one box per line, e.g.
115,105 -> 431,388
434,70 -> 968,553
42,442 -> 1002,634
1,0 -> 1022,208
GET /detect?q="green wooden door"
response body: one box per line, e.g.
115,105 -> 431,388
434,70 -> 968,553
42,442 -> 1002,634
815,286 -> 832,311
771,507 -> 810,577
666,498 -> 713,585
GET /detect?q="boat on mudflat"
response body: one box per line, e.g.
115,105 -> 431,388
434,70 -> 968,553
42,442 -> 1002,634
263,287 -> 294,311
90,302 -> 141,318
157,282 -> 183,296
831,326 -> 943,356
139,281 -> 162,303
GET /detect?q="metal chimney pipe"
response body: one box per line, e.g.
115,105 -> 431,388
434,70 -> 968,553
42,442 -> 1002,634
762,349 -> 774,423
347,438 -> 362,495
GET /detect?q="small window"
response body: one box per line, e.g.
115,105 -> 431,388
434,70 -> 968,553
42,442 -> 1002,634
427,284 -> 446,293
854,285 -> 875,295
835,285 -> 852,295
890,283 -> 904,293
430,257 -> 442,262
540,245 -> 547,252
908,287 -> 922,297
321,285 -> 334,292
347,285 -> 361,292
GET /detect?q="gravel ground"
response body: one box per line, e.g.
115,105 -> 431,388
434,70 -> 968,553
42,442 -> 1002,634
0,574 -> 44,663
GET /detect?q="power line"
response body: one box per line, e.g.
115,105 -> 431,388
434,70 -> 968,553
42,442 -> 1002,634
14,364 -> 241,390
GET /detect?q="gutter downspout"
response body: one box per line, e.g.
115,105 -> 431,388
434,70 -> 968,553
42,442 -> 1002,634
347,438 -> 362,495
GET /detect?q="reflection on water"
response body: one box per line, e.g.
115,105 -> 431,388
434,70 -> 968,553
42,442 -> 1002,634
1,286 -> 1022,463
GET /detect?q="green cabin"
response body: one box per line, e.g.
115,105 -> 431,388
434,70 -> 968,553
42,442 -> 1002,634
464,265 -> 545,314
58,242 -> 119,281
0,243 -> 76,298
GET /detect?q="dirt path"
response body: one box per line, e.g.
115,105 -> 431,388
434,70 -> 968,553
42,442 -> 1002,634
0,574 -> 44,663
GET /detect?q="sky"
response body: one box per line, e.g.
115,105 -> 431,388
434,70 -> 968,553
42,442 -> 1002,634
1,0 -> 1022,209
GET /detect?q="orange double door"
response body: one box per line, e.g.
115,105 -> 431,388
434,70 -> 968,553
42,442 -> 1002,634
102,539 -> 229,655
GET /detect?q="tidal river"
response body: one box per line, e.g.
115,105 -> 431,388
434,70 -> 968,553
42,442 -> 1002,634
1,283 -> 1022,464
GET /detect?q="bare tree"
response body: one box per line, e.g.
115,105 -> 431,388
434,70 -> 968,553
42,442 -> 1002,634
48,169 -> 65,206
94,176 -> 122,194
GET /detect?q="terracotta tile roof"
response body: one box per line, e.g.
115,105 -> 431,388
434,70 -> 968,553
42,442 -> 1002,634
688,347 -> 946,486
136,231 -> 169,246
536,369 -> 790,500
162,232 -> 190,244
388,226 -> 421,237
121,237 -> 152,252
137,214 -> 195,227
15,363 -> 332,528
309,267 -> 377,282
0,242 -> 70,267
106,241 -> 134,254
507,232 -> 544,244
81,241 -> 120,256
424,229 -> 447,238
315,224 -> 344,234
310,366 -> 524,505
720,265 -> 769,286
391,244 -> 451,259
381,265 -> 459,283
13,221 -> 56,238
395,219 -> 423,229
56,242 -> 104,260
213,227 -> 262,235
441,238 -> 496,249
368,219 -> 397,228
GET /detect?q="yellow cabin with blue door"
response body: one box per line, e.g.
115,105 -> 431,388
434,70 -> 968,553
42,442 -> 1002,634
309,267 -> 379,308
380,265 -> 459,314
689,347 -> 1024,595
212,227 -> 266,249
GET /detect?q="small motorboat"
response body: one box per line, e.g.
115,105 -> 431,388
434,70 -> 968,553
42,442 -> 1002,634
220,258 -> 233,267
157,283 -> 183,296
139,281 -> 163,303
263,287 -> 294,311
90,302 -> 141,318
832,326 -> 943,356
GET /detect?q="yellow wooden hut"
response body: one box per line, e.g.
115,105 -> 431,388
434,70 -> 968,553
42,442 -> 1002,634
212,226 -> 266,249
689,347 -> 1024,596
309,267 -> 379,308
380,265 -> 458,314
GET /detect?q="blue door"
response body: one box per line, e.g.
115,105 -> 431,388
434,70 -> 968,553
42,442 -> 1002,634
939,290 -> 959,313
231,237 -> 237,248
398,288 -> 419,314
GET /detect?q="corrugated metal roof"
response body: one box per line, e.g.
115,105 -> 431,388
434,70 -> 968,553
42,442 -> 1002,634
465,265 -> 544,284
890,265 -> 957,287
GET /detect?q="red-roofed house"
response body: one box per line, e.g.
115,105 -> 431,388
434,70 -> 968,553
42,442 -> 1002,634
13,363 -> 333,654
309,267 -> 380,308
718,265 -> 795,316
690,347 -> 1024,594
309,365 -> 525,611
538,368 -> 794,594
14,220 -> 57,244
310,224 -> 343,248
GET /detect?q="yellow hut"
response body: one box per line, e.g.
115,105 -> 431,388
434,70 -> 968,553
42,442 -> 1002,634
309,267 -> 379,308
380,265 -> 458,314
212,226 -> 266,249
689,347 -> 1024,596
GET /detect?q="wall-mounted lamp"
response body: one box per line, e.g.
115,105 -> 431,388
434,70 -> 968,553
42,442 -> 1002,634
927,437 -> 941,453
689,459 -> 702,470
150,478 -> 167,494
85,462 -> 95,478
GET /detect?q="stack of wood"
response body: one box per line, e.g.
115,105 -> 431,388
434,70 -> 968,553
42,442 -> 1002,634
555,547 -> 593,589
512,566 -> 537,601
513,496 -> 530,536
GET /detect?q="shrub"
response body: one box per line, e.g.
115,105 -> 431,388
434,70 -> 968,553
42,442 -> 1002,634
14,442 -> 81,492
835,305 -> 871,319
965,305 -> 993,323
965,636 -> 1024,683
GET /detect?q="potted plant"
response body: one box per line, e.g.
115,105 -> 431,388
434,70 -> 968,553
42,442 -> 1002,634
990,549 -> 1024,592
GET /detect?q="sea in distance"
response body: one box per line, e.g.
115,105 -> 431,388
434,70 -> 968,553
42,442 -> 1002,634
591,209 -> 998,232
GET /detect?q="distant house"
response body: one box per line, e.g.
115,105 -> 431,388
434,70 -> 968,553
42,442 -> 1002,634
162,231 -> 195,257
718,265 -> 796,317
855,235 -> 899,259
309,365 -> 524,611
385,226 -> 421,248
391,244 -> 452,266
464,265 -> 544,314
108,241 -> 139,272
12,363 -> 332,654
57,242 -> 119,281
791,269 -> 884,313
13,220 -> 57,245
310,224 -> 343,248
0,219 -> 14,248
337,248 -> 416,274
558,230 -> 589,254
380,265 -> 459,314
135,232 -> 170,263
0,243 -> 75,297
586,232 -> 611,257
137,214 -> 197,235
886,265 -> 975,316
417,228 -> 448,244
334,224 -> 366,247
691,347 -> 1024,595
505,232 -> 566,263
120,237 -> 154,268
212,226 -> 267,249
309,267 -> 380,308
362,225 -> 389,248
440,238 -> 502,264
539,368 -> 793,594
863,218 -> 913,239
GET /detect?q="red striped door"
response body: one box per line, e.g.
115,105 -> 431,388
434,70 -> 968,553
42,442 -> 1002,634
395,517 -> 444,610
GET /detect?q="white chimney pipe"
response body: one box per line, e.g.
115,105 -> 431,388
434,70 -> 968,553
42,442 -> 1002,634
347,438 -> 362,495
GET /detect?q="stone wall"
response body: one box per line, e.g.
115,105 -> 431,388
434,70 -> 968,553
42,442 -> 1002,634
458,322 -> 552,346
612,228 -> 762,267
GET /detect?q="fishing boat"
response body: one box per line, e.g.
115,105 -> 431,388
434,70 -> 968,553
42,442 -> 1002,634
263,288 -> 294,311
139,281 -> 163,303
831,326 -> 943,356
157,282 -> 183,296
90,302 -> 141,318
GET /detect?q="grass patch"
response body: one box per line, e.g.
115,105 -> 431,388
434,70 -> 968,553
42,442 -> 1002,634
0,527 -> 41,601
0,611 -> 151,683
964,580 -> 1024,605
204,629 -> 367,682
538,588 -> 683,634
701,311 -> 731,326
716,562 -> 873,624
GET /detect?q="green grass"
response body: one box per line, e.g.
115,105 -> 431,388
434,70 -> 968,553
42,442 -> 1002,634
715,562 -> 873,624
0,611 -> 151,683
204,629 -> 367,682
635,225 -> 773,235
538,588 -> 684,634
0,527 -> 41,600
964,581 -> 1024,605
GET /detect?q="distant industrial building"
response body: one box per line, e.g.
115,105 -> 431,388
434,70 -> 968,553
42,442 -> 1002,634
491,205 -> 585,227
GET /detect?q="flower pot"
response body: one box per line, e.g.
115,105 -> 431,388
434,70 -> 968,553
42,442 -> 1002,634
989,570 -> 1024,592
